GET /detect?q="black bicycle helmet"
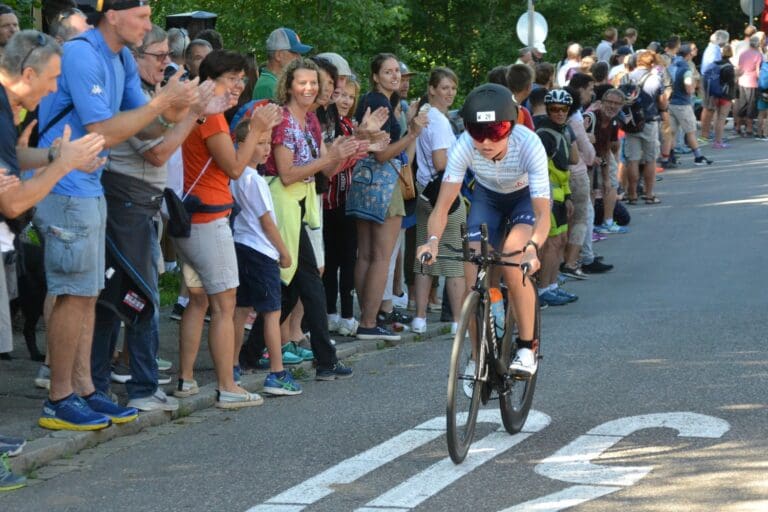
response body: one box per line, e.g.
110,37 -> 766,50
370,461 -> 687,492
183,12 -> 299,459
459,83 -> 518,124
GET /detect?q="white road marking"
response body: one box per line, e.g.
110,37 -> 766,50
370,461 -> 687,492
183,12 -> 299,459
500,485 -> 618,512
246,410 -> 548,512
504,412 -> 730,512
358,410 -> 551,511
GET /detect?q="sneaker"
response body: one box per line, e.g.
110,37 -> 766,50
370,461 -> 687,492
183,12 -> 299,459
215,389 -> 264,409
337,317 -> 359,336
0,436 -> 26,457
83,391 -> 139,425
34,364 -> 50,390
110,362 -> 132,384
509,347 -> 538,378
263,371 -> 303,395
233,365 -> 242,386
156,356 -> 173,372
660,160 -> 677,169
169,302 -> 185,321
39,394 -> 111,431
280,345 -> 304,365
462,360 -> 476,398
356,325 -> 401,341
591,231 -> 607,242
173,379 -> 199,398
0,453 -> 26,492
594,222 -> 629,234
244,310 -> 258,331
712,142 -> 730,149
315,361 -> 354,381
694,155 -> 713,166
582,260 -> 614,273
391,292 -> 409,309
327,313 -> 340,332
157,374 -> 172,385
377,308 -> 413,326
559,264 -> 589,280
283,341 -> 314,362
127,389 -> 179,412
411,317 -> 427,334
538,290 -> 570,307
554,287 -> 578,303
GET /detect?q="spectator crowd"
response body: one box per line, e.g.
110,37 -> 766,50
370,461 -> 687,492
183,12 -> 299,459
1,0 -> 763,491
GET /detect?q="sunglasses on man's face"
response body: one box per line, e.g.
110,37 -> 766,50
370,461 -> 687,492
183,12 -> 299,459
466,121 -> 513,142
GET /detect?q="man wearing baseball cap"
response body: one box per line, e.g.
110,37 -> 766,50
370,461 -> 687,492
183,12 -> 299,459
35,0 -> 199,431
253,27 -> 312,100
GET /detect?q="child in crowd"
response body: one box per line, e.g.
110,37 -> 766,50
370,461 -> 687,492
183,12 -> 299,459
231,120 -> 302,396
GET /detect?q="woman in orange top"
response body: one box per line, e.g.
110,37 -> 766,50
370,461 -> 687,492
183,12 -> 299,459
173,50 -> 282,409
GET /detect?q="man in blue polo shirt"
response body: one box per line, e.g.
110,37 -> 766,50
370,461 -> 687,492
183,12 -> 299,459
35,0 -> 199,431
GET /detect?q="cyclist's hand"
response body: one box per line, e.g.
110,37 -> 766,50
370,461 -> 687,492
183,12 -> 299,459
416,240 -> 438,266
520,249 -> 540,276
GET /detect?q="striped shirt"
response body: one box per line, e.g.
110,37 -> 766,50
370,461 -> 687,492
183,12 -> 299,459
443,124 -> 550,198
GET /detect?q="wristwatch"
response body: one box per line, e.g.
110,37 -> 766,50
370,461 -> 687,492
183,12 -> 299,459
47,143 -> 59,163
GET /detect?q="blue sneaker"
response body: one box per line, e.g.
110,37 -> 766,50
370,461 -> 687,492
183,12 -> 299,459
554,287 -> 578,303
263,371 -> 303,396
315,361 -> 354,381
594,222 -> 629,234
0,453 -> 26,492
0,436 -> 26,457
39,394 -> 111,431
233,365 -> 242,386
279,346 -> 303,365
539,290 -> 570,307
83,391 -> 139,425
283,341 -> 314,362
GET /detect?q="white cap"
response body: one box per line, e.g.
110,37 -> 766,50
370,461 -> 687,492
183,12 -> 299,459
533,42 -> 547,54
316,52 -> 353,77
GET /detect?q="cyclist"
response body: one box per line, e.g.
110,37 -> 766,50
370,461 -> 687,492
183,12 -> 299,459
416,83 -> 550,377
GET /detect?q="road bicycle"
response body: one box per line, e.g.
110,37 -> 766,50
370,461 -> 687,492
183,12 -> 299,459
424,223 -> 541,464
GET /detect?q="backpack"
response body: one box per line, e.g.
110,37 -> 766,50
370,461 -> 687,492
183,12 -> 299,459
616,84 -> 646,134
703,63 -> 726,98
758,61 -> 768,102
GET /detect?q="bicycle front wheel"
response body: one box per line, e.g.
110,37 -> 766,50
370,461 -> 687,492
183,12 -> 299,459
446,290 -> 484,464
498,289 -> 540,434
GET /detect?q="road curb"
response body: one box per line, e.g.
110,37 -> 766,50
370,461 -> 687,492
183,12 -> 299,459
9,322 -> 451,475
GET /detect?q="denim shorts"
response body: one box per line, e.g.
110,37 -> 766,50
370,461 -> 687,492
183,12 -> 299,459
34,194 -> 106,297
466,184 -> 535,249
234,243 -> 281,312
173,217 -> 239,294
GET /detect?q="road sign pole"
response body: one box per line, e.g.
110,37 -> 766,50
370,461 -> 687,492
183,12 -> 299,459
528,0 -> 535,48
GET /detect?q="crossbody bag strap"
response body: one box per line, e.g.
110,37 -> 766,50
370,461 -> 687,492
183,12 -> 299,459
181,157 -> 213,201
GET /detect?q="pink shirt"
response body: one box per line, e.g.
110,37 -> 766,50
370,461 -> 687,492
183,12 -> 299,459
738,49 -> 762,88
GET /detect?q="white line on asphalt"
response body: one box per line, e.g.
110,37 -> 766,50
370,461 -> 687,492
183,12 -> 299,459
358,410 -> 551,511
504,412 -> 730,511
246,409 -> 548,512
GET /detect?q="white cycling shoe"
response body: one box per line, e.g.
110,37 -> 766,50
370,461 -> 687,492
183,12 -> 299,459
509,348 -> 538,378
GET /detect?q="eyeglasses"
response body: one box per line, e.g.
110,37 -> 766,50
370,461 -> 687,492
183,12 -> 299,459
547,105 -> 570,114
142,51 -> 171,63
220,74 -> 248,86
19,33 -> 47,74
56,7 -> 84,23
465,121 -> 513,143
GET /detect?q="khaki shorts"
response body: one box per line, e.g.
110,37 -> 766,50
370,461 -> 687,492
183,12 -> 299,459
624,121 -> 659,163
174,217 -> 239,294
669,104 -> 697,135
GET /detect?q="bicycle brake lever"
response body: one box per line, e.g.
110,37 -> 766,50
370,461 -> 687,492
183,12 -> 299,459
420,252 -> 433,264
520,262 -> 531,287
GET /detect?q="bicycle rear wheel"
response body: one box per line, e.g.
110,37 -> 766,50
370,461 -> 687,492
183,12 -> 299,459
446,290 -> 484,463
498,289 -> 540,434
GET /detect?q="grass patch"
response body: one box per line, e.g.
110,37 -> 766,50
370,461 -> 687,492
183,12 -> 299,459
159,271 -> 181,307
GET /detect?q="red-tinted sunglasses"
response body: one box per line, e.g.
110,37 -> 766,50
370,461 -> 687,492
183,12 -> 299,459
466,121 -> 513,142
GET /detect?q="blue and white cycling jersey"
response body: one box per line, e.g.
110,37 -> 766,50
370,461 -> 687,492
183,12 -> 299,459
443,124 -> 550,199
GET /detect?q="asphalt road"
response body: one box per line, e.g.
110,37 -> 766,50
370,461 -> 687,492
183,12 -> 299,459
2,140 -> 767,512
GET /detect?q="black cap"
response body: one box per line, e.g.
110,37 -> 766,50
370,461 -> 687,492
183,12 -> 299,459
78,0 -> 150,25
459,83 -> 518,124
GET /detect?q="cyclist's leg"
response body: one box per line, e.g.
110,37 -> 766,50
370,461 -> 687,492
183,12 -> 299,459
501,223 -> 536,340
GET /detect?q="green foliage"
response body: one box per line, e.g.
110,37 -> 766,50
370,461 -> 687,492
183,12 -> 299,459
5,0 -> 41,29
150,0 -> 757,100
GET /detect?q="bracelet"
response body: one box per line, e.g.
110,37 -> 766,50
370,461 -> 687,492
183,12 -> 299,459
428,235 -> 439,243
157,115 -> 175,129
524,240 -> 539,257
196,116 -> 207,125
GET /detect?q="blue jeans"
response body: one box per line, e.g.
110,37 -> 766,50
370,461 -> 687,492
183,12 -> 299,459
91,214 -> 161,400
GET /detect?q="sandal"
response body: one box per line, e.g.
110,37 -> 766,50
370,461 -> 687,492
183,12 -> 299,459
627,196 -> 638,205
644,196 -> 661,205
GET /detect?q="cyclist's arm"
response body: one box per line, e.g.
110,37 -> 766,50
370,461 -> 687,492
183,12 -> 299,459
522,131 -> 551,250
